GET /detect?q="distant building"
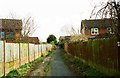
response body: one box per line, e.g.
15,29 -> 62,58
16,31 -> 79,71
59,36 -> 71,44
59,36 -> 71,48
23,37 -> 40,44
81,18 -> 114,39
0,19 -> 22,40
59,36 -> 71,43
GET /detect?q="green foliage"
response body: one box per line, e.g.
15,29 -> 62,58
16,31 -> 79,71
47,34 -> 57,44
44,63 -> 51,73
17,63 -> 32,76
33,56 -> 44,64
59,43 -> 64,49
42,42 -> 48,44
3,70 -> 20,78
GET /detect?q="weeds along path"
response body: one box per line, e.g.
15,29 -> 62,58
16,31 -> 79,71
46,48 -> 76,76
25,51 -> 54,76
25,48 -> 76,76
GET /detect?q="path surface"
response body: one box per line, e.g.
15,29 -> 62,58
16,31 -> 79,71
26,48 -> 76,76
46,48 -> 76,76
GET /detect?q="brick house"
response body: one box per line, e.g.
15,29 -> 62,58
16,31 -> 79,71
59,36 -> 71,48
59,36 -> 71,43
81,19 -> 114,38
0,19 -> 22,40
22,37 -> 40,44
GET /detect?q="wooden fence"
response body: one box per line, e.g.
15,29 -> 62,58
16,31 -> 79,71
64,38 -> 119,75
0,40 -> 53,77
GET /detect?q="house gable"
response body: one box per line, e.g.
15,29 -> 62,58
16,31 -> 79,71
81,18 -> 114,38
0,19 -> 22,40
1,19 -> 22,30
22,37 -> 40,44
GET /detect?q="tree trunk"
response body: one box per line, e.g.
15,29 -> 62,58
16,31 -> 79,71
118,12 -> 120,72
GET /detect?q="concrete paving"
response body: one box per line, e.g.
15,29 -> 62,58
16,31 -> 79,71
26,48 -> 76,76
47,48 -> 76,76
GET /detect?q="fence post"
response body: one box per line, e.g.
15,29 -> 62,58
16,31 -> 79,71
3,40 -> 6,76
19,43 -> 21,66
46,44 -> 48,52
38,45 -> 39,57
28,43 -> 30,62
41,44 -> 43,56
34,44 -> 35,60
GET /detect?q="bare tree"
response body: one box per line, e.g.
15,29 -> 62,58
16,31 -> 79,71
8,13 -> 37,37
22,16 -> 37,37
90,0 -> 120,41
60,24 -> 88,42
90,0 -> 120,71
61,24 -> 80,36
90,1 -> 119,18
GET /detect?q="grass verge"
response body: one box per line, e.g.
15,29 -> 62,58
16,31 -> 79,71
62,52 -> 107,77
44,62 -> 51,73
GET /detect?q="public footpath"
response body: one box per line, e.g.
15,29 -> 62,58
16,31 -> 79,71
26,47 -> 77,77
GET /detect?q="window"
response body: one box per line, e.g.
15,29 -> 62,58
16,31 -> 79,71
91,28 -> 99,35
1,32 -> 4,39
107,27 -> 113,34
6,32 -> 15,39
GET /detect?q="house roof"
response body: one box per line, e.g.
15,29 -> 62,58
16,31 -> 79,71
59,36 -> 71,42
81,18 -> 114,28
0,19 -> 22,30
70,34 -> 88,42
22,37 -> 40,44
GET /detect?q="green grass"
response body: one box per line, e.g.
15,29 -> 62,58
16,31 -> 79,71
1,70 -> 20,78
1,62 -> 32,78
44,63 -> 51,73
62,52 -> 106,77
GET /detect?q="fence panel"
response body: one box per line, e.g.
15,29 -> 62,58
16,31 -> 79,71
109,38 -> 118,70
35,45 -> 39,59
9,43 -> 14,72
29,44 -> 35,62
65,38 -> 118,74
42,44 -> 46,56
20,43 -> 28,65
0,42 -> 53,77
47,44 -> 52,51
5,43 -> 12,74
92,40 -> 100,65
38,45 -> 41,57
38,45 -> 42,57
87,40 -> 93,62
13,43 -> 19,69
0,41 -> 4,76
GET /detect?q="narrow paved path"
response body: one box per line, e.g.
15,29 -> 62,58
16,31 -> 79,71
47,48 -> 76,76
26,48 -> 76,76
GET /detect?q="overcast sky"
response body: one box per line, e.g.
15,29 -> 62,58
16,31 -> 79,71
0,0 -> 109,41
